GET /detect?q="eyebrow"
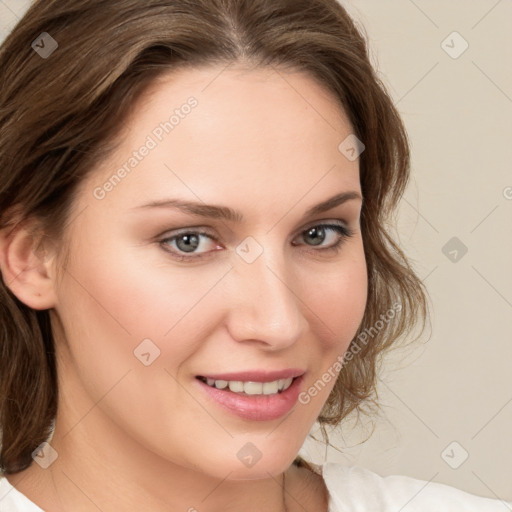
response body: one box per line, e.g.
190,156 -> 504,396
130,191 -> 362,223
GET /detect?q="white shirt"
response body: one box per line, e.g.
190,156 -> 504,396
1,463 -> 510,511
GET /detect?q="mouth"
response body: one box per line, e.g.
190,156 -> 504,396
196,376 -> 296,395
194,371 -> 305,421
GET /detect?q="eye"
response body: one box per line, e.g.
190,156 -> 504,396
159,229 -> 220,261
292,222 -> 356,256
158,222 -> 356,262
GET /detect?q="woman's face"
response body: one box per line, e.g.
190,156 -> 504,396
49,64 -> 367,479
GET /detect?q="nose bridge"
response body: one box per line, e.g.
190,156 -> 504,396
226,240 -> 307,348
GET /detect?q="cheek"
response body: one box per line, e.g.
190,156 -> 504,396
52,241 -> 225,454
305,246 -> 368,352
54,238 -> 231,370
295,247 -> 367,411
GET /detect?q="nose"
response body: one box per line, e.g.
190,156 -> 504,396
224,246 -> 308,351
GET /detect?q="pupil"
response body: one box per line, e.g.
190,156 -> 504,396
305,226 -> 325,246
177,234 -> 200,253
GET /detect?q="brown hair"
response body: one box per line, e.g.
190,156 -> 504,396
0,0 -> 429,475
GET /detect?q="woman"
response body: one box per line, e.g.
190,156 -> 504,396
0,0 -> 509,510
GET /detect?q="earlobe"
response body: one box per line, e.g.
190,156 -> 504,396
0,220 -> 58,310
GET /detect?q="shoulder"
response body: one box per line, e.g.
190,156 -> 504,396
0,475 -> 44,511
320,462 -> 512,512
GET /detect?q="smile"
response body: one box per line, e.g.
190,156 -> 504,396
197,376 -> 294,395
195,371 -> 305,421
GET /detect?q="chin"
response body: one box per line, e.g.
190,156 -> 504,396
188,440 -> 300,481
224,458 -> 295,481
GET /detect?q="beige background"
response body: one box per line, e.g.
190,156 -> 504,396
1,0 -> 511,502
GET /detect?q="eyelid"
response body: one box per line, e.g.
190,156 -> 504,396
156,218 -> 352,243
300,218 -> 350,231
157,218 -> 356,262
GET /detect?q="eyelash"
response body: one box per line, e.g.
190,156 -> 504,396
158,222 -> 356,262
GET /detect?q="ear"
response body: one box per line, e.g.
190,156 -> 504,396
0,219 -> 58,310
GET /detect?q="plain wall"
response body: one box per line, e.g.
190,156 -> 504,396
1,0 -> 511,501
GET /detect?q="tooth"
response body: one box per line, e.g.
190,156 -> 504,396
244,382 -> 263,395
282,378 -> 293,390
263,381 -> 279,395
206,378 -> 294,394
214,380 -> 228,389
228,381 -> 244,393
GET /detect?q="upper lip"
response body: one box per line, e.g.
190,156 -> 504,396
197,369 -> 305,382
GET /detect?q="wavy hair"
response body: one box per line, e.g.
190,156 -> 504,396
0,0 -> 430,475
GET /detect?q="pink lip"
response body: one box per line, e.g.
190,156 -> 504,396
198,369 -> 304,382
195,373 -> 305,422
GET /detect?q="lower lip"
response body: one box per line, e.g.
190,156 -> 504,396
196,376 -> 304,421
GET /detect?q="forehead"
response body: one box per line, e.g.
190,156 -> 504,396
136,63 -> 353,146
79,64 -> 361,216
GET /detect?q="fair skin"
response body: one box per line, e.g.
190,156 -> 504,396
1,64 -> 367,511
